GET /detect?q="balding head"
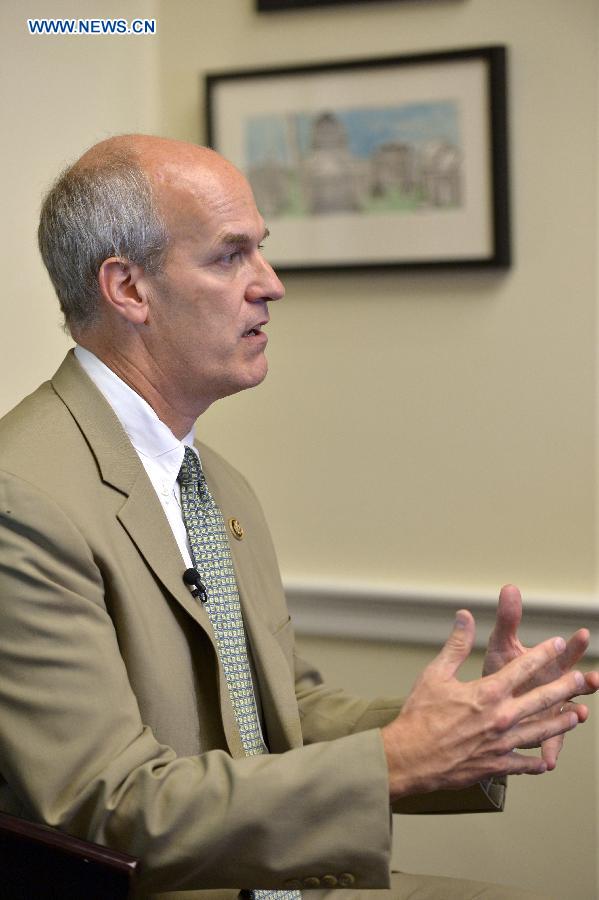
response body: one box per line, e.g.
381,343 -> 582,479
74,134 -> 229,188
76,135 -> 243,233
38,134 -> 239,334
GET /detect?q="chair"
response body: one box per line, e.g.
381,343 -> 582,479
0,810 -> 139,899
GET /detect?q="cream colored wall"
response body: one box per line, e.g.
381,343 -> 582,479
1,0 -> 598,897
0,0 -> 160,413
161,2 -> 599,897
2,0 -> 595,597
157,0 -> 599,601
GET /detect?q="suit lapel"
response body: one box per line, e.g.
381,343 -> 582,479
51,352 -> 245,758
52,352 -> 300,756
118,476 -> 245,758
116,471 -> 210,628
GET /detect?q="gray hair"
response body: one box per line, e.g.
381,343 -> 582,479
38,152 -> 168,332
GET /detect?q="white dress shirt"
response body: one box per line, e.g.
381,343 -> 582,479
74,345 -> 195,569
75,345 -> 267,734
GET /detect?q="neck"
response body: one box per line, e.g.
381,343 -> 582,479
77,340 -> 209,440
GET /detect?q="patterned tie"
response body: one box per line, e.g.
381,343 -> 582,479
178,447 -> 301,900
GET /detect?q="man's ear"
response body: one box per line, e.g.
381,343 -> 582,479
97,257 -> 150,325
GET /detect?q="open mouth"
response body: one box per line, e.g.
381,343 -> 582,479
242,322 -> 267,337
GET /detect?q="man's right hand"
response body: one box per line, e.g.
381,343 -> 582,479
381,609 -> 596,801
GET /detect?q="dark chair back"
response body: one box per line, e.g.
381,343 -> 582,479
0,810 -> 138,899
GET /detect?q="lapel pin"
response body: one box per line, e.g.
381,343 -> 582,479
228,517 -> 244,541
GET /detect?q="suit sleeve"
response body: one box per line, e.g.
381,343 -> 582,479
219,454 -> 505,819
207,452 -> 505,820
0,471 -> 395,895
293,640 -> 505,815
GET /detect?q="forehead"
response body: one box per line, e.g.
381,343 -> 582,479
154,160 -> 262,245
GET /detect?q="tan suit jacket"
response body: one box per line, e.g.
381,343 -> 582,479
0,352 -> 503,898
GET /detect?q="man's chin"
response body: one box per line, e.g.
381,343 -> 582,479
245,356 -> 269,389
217,361 -> 269,401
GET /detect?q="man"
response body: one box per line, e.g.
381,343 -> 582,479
0,135 -> 596,900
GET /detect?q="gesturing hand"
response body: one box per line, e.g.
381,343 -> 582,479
381,607 -> 597,801
483,584 -> 599,768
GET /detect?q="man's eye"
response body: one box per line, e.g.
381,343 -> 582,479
221,250 -> 241,265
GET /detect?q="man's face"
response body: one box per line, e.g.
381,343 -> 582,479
142,159 -> 285,414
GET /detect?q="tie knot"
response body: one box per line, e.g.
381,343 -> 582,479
178,446 -> 203,487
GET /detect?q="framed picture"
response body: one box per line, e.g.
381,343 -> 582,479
205,46 -> 510,271
256,0 -> 413,9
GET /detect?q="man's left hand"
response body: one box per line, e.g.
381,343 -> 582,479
483,584 -> 599,768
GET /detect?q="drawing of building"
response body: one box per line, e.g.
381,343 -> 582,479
299,112 -> 369,214
247,160 -> 291,217
418,140 -> 462,207
371,141 -> 418,197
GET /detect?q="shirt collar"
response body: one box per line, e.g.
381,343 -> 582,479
74,345 -> 196,486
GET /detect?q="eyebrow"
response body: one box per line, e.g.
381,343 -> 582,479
218,227 -> 270,247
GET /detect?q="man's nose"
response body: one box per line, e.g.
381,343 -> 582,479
247,255 -> 285,303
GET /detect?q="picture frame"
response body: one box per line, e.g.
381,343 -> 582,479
256,0 -> 412,10
205,46 -> 510,272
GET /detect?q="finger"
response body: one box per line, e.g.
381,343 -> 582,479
541,700 -> 589,771
583,671 -> 599,692
557,699 -> 589,722
512,669 -> 585,722
541,734 -> 564,770
558,629 -> 591,671
488,584 -> 523,647
491,751 -> 548,777
538,702 -> 588,769
527,632 -> 592,689
495,635 -> 568,695
426,610 -> 475,680
514,700 -> 589,769
504,708 -> 579,753
571,674 -> 599,696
